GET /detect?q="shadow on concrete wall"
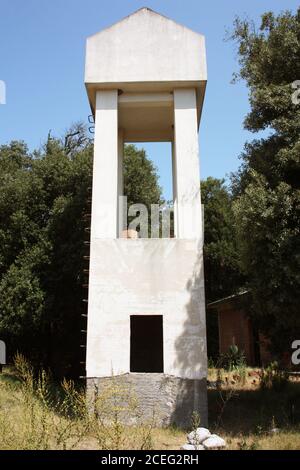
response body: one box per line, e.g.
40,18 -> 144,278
169,243 -> 208,428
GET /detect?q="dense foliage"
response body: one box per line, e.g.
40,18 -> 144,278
230,9 -> 300,353
201,177 -> 244,360
201,177 -> 243,303
0,130 -> 162,377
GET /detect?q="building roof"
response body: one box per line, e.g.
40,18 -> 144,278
84,7 -> 207,118
207,291 -> 250,310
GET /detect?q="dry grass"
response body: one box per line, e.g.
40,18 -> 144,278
225,431 -> 300,450
151,428 -> 300,450
205,366 -> 300,450
152,427 -> 185,450
152,366 -> 300,450
0,360 -> 299,450
0,355 -> 154,450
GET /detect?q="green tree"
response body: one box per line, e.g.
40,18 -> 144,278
123,144 -> 163,235
123,144 -> 162,210
230,9 -> 300,355
0,129 -> 93,376
201,177 -> 244,360
201,177 -> 243,303
0,133 -> 163,377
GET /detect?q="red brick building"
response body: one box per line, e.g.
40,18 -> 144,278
207,292 -> 271,366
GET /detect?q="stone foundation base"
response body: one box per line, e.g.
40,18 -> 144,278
87,373 -> 207,428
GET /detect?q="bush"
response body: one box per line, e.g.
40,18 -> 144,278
220,345 -> 246,371
259,362 -> 289,391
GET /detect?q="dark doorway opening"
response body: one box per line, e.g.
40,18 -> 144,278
130,315 -> 163,373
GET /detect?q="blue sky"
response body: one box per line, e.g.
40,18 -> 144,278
0,0 -> 299,200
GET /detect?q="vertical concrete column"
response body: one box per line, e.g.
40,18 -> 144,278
171,140 -> 178,238
90,90 -> 118,239
118,128 -> 124,236
173,88 -> 202,240
87,89 -> 118,378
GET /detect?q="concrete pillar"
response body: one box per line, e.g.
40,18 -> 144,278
118,128 -> 124,236
171,140 -> 178,238
173,88 -> 202,240
90,90 -> 118,239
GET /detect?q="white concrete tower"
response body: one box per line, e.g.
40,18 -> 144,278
85,7 -> 207,427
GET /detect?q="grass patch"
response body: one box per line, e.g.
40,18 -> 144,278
0,355 -> 154,450
0,360 -> 299,450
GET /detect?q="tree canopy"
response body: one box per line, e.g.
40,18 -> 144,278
201,177 -> 243,304
230,8 -> 300,354
0,130 -> 162,377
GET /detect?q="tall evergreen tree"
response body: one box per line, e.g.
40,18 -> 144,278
230,9 -> 300,355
